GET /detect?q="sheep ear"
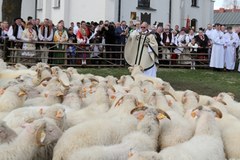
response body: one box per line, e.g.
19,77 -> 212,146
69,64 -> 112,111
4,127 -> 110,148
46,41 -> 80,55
128,149 -> 136,158
194,92 -> 200,102
156,109 -> 171,120
56,109 -> 64,119
139,65 -> 144,72
18,89 -> 27,97
191,106 -> 203,118
0,88 -> 5,95
36,123 -> 46,146
130,107 -> 148,121
209,107 -> 222,119
56,91 -> 64,97
167,100 -> 173,107
114,96 -> 124,107
182,92 -> 187,104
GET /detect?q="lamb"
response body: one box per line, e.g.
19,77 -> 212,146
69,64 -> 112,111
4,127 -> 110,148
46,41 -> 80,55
129,106 -> 225,160
0,120 -> 17,144
148,91 -> 194,149
68,107 -> 170,160
0,118 -> 62,160
215,92 -> 240,119
52,112 -> 139,160
0,84 -> 27,112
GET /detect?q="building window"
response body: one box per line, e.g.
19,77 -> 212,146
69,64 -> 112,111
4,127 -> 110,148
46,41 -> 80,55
37,0 -> 43,10
138,0 -> 150,8
53,0 -> 60,8
191,0 -> 198,7
191,18 -> 197,30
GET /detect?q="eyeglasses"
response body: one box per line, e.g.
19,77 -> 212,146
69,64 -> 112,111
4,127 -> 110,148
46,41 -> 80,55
141,26 -> 146,29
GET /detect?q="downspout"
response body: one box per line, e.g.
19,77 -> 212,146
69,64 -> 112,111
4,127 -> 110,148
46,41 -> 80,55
35,0 -> 37,19
118,0 -> 121,22
169,0 -> 172,26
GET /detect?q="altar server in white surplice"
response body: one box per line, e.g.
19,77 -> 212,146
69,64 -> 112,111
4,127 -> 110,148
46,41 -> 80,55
224,26 -> 239,71
210,23 -> 225,69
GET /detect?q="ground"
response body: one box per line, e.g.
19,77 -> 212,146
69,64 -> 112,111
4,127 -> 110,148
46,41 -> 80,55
78,68 -> 240,101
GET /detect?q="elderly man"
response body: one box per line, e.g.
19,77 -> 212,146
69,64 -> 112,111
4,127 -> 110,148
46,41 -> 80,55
124,22 -> 159,77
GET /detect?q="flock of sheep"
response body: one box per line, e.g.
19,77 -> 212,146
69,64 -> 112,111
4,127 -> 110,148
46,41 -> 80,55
0,58 -> 239,160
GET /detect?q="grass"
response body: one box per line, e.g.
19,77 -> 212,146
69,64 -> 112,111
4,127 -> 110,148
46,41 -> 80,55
78,67 -> 240,101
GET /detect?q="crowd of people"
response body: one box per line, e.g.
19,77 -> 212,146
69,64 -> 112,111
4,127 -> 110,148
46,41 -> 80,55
0,16 -> 240,72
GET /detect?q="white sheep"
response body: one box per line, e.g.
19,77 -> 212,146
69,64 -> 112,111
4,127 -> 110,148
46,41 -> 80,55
181,90 -> 200,112
129,106 -> 225,160
0,118 -> 62,160
0,120 -> 17,144
53,113 -> 138,160
206,100 -> 240,159
148,91 -> 194,149
62,85 -> 83,110
215,92 -> 240,119
0,84 -> 27,112
66,84 -> 110,127
68,107 -> 170,160
3,104 -> 66,132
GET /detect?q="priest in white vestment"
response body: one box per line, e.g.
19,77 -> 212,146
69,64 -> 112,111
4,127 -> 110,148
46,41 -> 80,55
124,22 -> 159,77
224,26 -> 239,71
210,23 -> 225,69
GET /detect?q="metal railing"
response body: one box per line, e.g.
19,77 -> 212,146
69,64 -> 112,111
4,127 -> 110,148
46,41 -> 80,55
1,39 -> 214,69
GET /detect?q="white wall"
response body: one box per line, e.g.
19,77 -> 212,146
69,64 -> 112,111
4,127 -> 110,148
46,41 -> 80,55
0,0 -> 2,21
21,0 -> 36,21
120,0 -> 169,25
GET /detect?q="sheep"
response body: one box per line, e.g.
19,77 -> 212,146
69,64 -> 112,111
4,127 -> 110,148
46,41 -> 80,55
0,120 -> 17,144
206,100 -> 240,159
3,104 -> 66,132
159,81 -> 184,102
0,68 -> 36,79
181,90 -> 200,112
215,92 -> 240,119
66,84 -> 110,127
129,106 -> 225,160
128,65 -> 164,89
52,113 -> 139,160
0,84 -> 27,112
68,107 -> 170,160
62,85 -> 83,110
118,75 -> 135,88
0,118 -> 62,160
24,87 -> 64,106
148,91 -> 194,149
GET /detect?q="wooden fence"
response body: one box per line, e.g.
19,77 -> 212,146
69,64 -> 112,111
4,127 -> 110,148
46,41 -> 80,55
1,40 -> 212,69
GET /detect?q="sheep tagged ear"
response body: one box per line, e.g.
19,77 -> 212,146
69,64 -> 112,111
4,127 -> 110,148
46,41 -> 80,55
209,107 -> 222,119
36,123 -> 47,146
156,109 -> 171,120
130,106 -> 148,121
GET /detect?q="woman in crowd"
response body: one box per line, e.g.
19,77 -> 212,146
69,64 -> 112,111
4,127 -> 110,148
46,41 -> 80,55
53,23 -> 68,64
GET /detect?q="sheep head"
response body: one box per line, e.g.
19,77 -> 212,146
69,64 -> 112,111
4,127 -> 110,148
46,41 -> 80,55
34,118 -> 63,146
191,106 -> 222,119
182,90 -> 200,104
128,65 -> 144,75
0,121 -> 17,144
215,92 -> 235,105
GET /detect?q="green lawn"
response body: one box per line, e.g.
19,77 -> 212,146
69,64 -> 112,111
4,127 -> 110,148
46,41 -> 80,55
78,68 -> 240,101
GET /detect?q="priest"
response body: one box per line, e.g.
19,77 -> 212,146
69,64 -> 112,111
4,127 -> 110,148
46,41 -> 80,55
124,22 -> 159,77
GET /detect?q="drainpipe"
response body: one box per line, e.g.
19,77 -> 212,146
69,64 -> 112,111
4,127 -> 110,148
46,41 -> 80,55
35,0 -> 37,19
118,0 -> 121,22
169,0 -> 172,26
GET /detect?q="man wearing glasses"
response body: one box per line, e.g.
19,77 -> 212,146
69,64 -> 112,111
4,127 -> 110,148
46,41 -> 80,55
124,22 -> 159,77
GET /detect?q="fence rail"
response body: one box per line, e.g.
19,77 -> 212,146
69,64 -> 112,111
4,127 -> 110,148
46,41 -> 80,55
0,39 -> 215,69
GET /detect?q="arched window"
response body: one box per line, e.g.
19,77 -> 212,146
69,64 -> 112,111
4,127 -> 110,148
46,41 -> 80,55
191,0 -> 197,7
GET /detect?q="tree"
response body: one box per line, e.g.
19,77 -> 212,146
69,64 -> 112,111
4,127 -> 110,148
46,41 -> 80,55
2,0 -> 22,24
